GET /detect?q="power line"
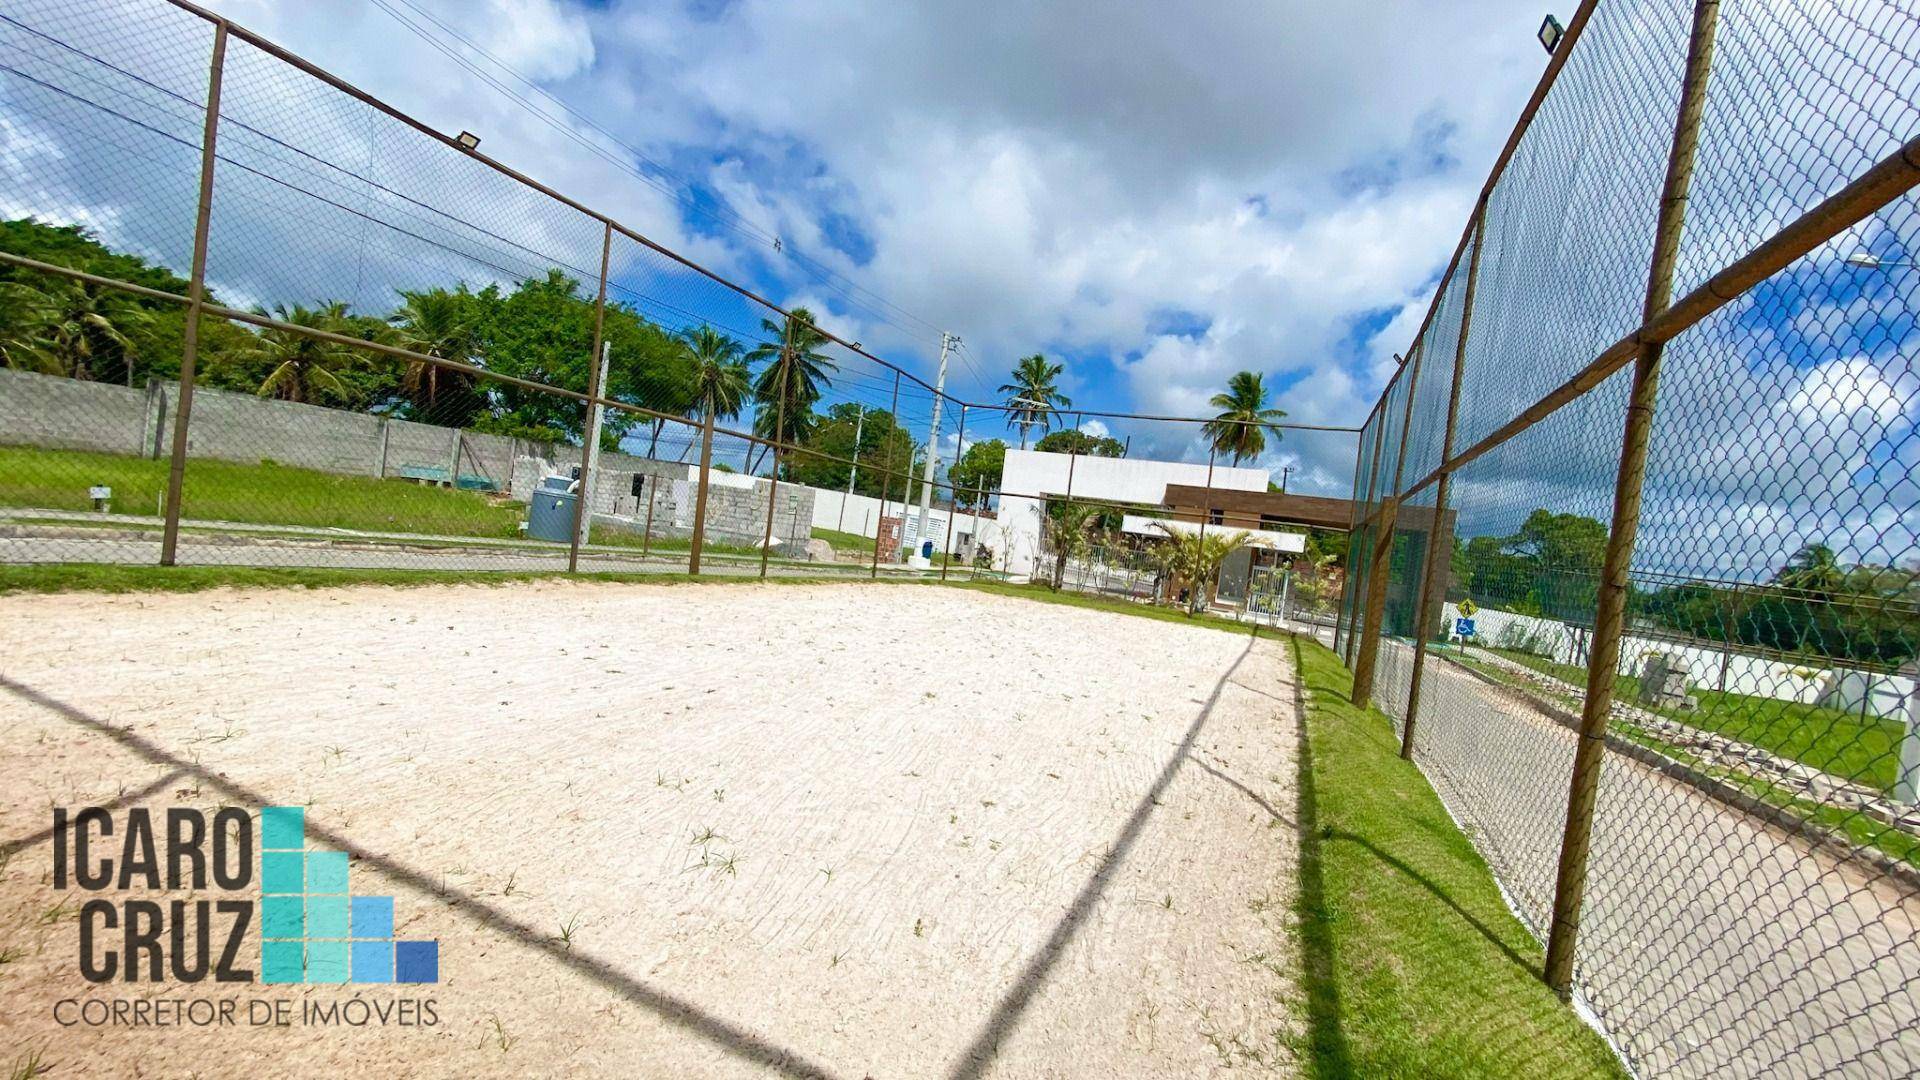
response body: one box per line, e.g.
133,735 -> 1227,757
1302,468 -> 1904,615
366,0 -> 951,348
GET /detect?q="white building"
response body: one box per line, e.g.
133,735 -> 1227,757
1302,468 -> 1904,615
995,449 -> 1271,578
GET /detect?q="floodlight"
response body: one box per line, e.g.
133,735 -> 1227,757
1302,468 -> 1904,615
1538,14 -> 1564,53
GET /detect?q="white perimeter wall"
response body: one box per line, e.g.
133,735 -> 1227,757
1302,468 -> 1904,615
995,450 -> 1270,578
1440,601 -> 1916,719
804,486 -> 1012,556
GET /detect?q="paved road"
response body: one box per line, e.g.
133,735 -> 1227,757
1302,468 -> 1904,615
1372,638 -> 1920,1078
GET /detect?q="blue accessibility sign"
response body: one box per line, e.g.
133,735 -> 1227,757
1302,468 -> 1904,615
1455,618 -> 1476,638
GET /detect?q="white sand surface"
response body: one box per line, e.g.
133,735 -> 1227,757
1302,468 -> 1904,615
0,580 -> 1300,1078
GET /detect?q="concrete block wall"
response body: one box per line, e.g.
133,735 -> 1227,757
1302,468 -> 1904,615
0,368 -> 153,454
511,454 -> 814,547
2,368 -> 817,545
0,368 -> 548,492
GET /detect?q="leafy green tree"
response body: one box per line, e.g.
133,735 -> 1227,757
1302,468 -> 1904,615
1202,370 -> 1286,465
999,353 -> 1071,448
1458,508 -> 1607,619
947,438 -> 1006,507
785,403 -> 919,497
476,271 -> 598,437
1637,545 -> 1917,666
1034,429 -> 1124,457
600,307 -> 694,451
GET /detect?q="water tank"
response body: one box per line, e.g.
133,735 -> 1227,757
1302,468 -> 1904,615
526,486 -> 577,543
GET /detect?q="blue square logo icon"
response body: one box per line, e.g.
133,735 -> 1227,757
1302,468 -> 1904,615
395,940 -> 438,984
351,940 -> 394,984
351,896 -> 394,939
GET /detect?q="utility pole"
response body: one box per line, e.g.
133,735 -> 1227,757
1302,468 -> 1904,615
838,406 -> 865,534
1280,464 -> 1294,494
913,332 -> 957,567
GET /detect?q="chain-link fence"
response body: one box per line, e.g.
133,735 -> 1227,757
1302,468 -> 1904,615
1340,0 -> 1920,1075
0,0 -> 1362,598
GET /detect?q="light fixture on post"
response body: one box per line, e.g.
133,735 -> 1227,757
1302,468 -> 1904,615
1538,13 -> 1564,54
455,130 -> 481,151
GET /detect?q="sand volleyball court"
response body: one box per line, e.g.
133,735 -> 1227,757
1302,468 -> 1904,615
0,580 -> 1300,1077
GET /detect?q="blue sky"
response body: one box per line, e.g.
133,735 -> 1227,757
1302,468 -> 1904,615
2,0 -> 1913,577
151,0 -> 1571,492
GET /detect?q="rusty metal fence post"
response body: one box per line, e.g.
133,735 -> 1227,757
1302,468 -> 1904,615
941,404 -> 967,582
567,220 -> 613,574
1334,431 -> 1368,657
1344,401 -> 1391,667
689,407 -> 714,576
1542,0 -> 1722,998
1400,208 -> 1487,759
871,371 -> 901,578
1353,343 -> 1425,706
158,21 -> 228,567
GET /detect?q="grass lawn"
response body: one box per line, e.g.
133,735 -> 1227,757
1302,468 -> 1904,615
2,445 -> 525,537
810,527 -> 873,554
1481,646 -> 1903,794
0,446 -> 764,556
1290,636 -> 1624,1078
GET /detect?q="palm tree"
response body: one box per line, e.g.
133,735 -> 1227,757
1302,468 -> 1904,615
241,302 -> 364,404
388,286 -> 483,419
683,325 -> 751,427
1150,523 -> 1252,610
746,307 -> 836,470
1203,370 -> 1287,465
999,354 -> 1071,449
1,278 -> 151,382
1777,543 -> 1845,598
1042,500 -> 1102,591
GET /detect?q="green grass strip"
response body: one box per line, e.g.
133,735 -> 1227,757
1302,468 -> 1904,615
1480,645 -> 1902,794
1289,635 -> 1624,1078
944,577 -> 1268,635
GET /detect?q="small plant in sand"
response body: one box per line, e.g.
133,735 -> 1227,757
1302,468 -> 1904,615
9,1044 -> 51,1080
557,914 -> 581,950
482,1014 -> 514,1052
